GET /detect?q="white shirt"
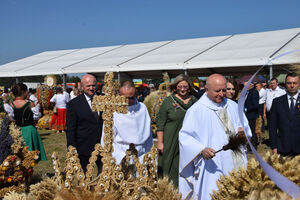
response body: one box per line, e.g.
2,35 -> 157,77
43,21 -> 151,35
258,88 -> 267,104
29,94 -> 38,104
101,100 -> 153,164
50,94 -> 68,109
266,86 -> 286,112
4,103 -> 14,119
287,93 -> 299,109
29,94 -> 41,120
63,91 -> 70,103
84,93 -> 93,110
70,90 -> 76,100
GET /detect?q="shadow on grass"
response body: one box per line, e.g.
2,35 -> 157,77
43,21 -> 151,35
39,132 -> 52,136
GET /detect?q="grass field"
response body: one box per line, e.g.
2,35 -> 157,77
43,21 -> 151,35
32,129 -> 67,179
32,127 -> 272,180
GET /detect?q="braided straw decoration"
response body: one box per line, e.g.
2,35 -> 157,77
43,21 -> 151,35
91,72 -> 128,193
51,152 -> 64,190
9,122 -> 24,154
49,72 -> 163,199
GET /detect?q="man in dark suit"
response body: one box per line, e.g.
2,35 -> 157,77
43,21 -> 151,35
66,74 -> 103,172
244,81 -> 259,149
269,72 -> 300,156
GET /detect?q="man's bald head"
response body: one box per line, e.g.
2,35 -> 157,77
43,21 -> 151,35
206,74 -> 226,88
81,74 -> 96,97
205,74 -> 227,104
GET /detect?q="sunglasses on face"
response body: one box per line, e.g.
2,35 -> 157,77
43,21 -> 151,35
177,85 -> 189,90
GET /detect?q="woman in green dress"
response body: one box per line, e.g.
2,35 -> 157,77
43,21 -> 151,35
156,74 -> 198,187
11,83 -> 47,161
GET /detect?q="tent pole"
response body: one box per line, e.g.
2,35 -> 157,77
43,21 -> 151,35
269,64 -> 273,80
184,69 -> 188,76
63,74 -> 67,89
16,77 -> 19,84
118,72 -> 121,84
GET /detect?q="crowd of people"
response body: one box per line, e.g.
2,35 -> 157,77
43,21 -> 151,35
0,71 -> 299,199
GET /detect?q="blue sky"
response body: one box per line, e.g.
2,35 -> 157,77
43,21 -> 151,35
1,0 -> 300,65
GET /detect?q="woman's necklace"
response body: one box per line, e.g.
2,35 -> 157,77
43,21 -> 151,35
170,95 -> 187,112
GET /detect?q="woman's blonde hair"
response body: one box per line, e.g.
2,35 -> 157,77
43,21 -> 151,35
73,88 -> 80,96
169,74 -> 194,93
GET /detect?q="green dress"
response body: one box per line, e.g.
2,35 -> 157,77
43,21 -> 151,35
156,93 -> 197,187
12,102 -> 47,161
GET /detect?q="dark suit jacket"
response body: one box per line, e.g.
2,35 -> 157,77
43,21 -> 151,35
66,94 -> 103,157
244,88 -> 259,120
269,93 -> 300,154
196,89 -> 206,99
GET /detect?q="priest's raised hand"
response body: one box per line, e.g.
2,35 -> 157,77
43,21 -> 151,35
201,147 -> 216,160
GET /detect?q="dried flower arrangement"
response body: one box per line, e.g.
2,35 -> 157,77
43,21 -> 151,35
0,118 -> 40,198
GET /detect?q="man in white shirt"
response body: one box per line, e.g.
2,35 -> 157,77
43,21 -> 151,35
102,81 -> 153,164
265,78 -> 286,115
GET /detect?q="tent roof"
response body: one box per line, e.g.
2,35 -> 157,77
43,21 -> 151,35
0,27 -> 299,78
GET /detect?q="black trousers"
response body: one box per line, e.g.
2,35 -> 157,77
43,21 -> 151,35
278,151 -> 299,157
248,119 -> 258,149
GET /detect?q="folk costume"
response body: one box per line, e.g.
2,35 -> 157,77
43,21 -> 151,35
12,101 -> 47,161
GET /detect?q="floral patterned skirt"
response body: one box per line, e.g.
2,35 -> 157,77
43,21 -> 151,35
49,108 -> 67,131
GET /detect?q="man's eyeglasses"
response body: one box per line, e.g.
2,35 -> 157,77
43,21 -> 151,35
177,85 -> 189,90
125,96 -> 135,100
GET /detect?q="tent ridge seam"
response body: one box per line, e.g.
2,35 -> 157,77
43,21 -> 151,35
62,45 -> 126,70
269,31 -> 300,58
116,40 -> 175,67
14,49 -> 81,73
183,34 -> 234,64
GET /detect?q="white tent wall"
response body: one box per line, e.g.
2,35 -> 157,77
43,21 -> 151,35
0,49 -> 79,77
0,27 -> 299,79
15,46 -> 123,76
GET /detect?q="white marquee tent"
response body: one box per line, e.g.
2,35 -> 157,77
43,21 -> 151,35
0,27 -> 299,79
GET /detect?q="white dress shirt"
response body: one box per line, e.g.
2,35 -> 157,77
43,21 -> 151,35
259,88 -> 267,104
287,92 -> 299,109
266,86 -> 286,112
84,93 -> 93,110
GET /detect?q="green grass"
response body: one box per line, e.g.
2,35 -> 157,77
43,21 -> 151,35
33,129 -> 67,178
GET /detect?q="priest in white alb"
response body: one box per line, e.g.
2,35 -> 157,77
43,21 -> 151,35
102,81 -> 153,164
179,74 -> 252,200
